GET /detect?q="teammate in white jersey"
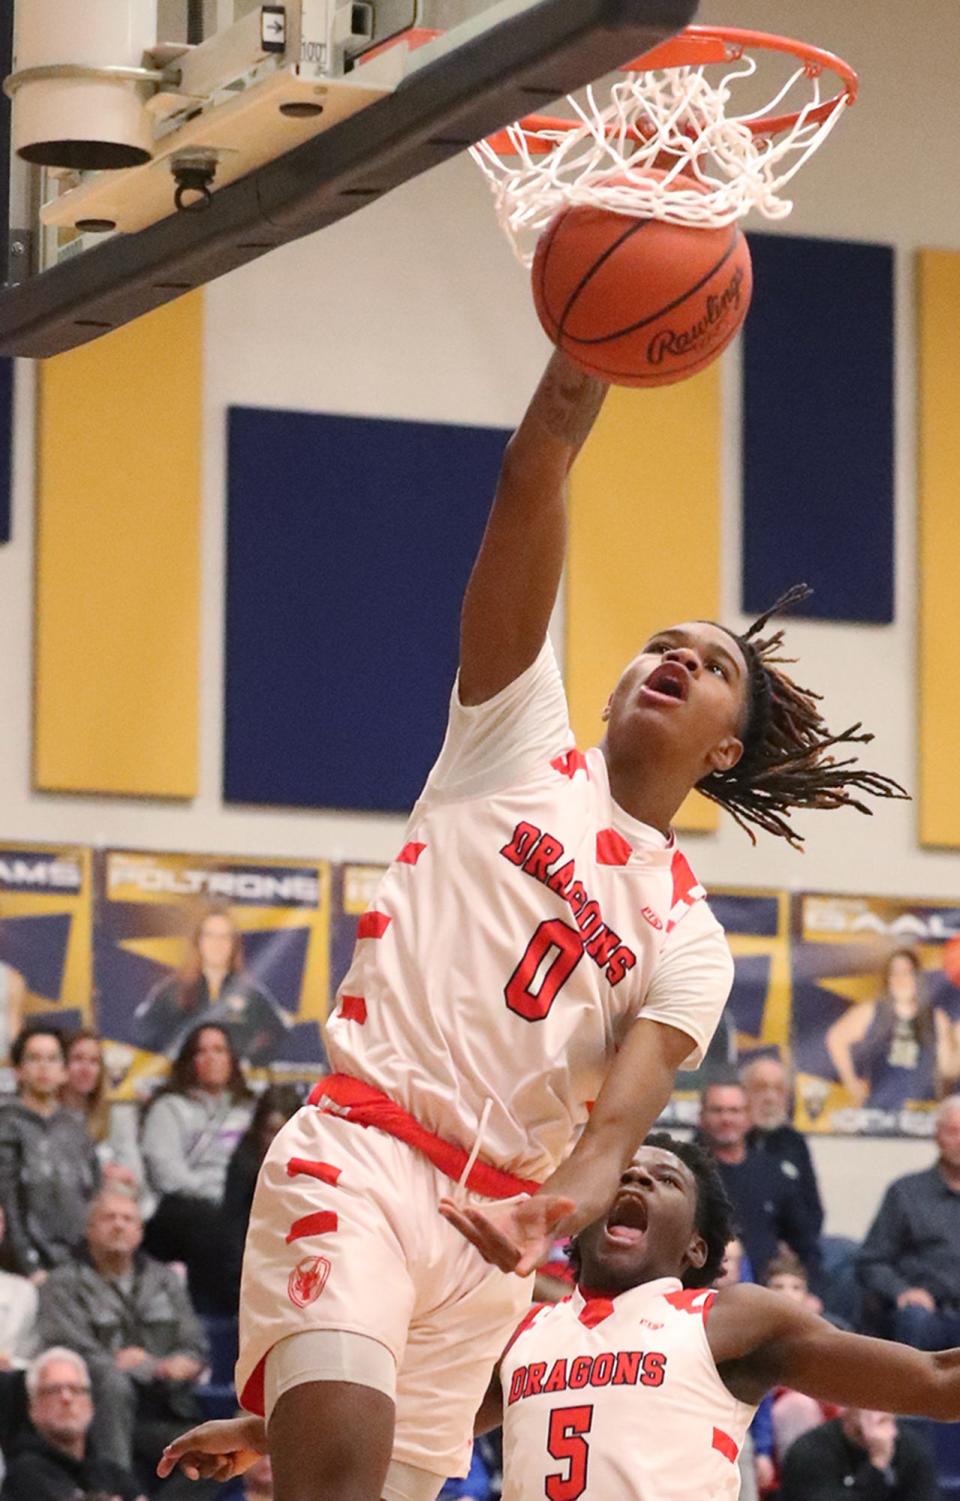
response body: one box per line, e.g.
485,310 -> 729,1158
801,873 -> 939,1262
166,1135 -> 960,1500
222,351 -> 904,1501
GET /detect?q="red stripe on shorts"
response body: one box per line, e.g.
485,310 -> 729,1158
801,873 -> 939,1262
306,1074 -> 541,1199
286,1158 -> 342,1186
338,995 -> 367,1024
286,1210 -> 339,1245
396,841 -> 426,864
357,911 -> 391,939
712,1428 -> 739,1465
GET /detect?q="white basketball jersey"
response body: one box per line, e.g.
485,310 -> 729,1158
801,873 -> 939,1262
501,1280 -> 756,1501
325,640 -> 733,1182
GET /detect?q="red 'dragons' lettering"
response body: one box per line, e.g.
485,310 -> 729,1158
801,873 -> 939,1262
500,823 -> 638,987
508,1350 -> 667,1404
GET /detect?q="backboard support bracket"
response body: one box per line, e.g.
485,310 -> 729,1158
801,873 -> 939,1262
0,0 -> 698,357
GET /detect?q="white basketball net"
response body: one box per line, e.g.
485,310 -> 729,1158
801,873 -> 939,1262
471,44 -> 853,266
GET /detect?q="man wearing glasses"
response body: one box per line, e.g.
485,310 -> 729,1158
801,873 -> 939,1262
1,1346 -> 145,1501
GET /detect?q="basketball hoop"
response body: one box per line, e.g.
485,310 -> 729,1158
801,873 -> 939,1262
472,25 -> 858,265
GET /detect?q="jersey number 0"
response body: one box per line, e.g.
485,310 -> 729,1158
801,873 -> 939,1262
504,919 -> 584,1022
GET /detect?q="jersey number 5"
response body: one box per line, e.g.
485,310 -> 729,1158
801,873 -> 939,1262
545,1404 -> 593,1501
504,919 -> 584,1023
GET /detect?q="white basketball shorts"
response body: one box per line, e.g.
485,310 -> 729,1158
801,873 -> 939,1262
236,1100 -> 533,1479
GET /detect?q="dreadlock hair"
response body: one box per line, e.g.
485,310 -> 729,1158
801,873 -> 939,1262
567,1131 -> 734,1290
696,584 -> 909,848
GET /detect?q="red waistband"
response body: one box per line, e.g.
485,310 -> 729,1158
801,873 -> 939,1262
307,1073 -> 540,1200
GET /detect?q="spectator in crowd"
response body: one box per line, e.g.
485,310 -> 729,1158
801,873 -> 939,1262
858,1093 -> 960,1348
221,1086 -> 302,1312
37,1189 -> 209,1491
0,1027 -> 100,1279
700,1080 -> 819,1282
826,947 -> 960,1110
0,1206 -> 38,1370
779,1407 -> 939,1501
742,1054 -> 824,1239
0,1346 -> 145,1501
141,1025 -> 253,1311
61,1030 -> 110,1145
132,908 -> 290,1067
765,1252 -> 842,1469
61,1030 -> 141,1194
717,1235 -> 749,1285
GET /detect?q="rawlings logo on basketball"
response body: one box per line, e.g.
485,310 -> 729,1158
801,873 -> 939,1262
646,266 -> 747,366
287,1255 -> 331,1307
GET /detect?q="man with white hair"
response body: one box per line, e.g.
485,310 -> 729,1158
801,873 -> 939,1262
859,1094 -> 960,1349
37,1188 -> 209,1486
2,1345 -> 144,1500
741,1055 -> 824,1243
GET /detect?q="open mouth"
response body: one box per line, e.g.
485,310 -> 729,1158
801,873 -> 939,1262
640,662 -> 689,705
604,1191 -> 649,1247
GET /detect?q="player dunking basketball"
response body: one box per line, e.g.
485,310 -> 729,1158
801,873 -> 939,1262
164,1136 -> 960,1500
199,350 -> 904,1501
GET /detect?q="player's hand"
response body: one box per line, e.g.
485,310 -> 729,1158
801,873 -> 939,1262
439,1193 -> 575,1276
156,1416 -> 267,1482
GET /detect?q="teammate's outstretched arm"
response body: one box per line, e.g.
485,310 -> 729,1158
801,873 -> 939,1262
458,350 -> 607,705
711,1282 -> 960,1419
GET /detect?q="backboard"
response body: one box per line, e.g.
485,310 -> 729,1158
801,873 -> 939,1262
0,0 -> 697,358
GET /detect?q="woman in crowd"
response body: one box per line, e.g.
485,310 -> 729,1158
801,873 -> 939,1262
141,1024 -> 254,1311
221,1084 -> 303,1311
61,1029 -> 110,1143
60,1029 -> 142,1193
826,947 -> 960,1110
132,907 -> 290,1066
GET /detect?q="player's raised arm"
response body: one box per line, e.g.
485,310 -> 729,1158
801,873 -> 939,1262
710,1282 -> 960,1421
458,350 -> 607,705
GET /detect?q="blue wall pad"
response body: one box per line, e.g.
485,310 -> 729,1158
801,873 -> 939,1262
742,234 -> 894,624
0,359 -> 11,543
225,407 -> 508,812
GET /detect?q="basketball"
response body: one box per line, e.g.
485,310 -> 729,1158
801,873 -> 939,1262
531,176 -> 753,387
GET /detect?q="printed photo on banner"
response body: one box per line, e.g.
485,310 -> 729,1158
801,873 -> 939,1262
791,892 -> 960,1137
657,888 -> 792,1128
94,849 -> 331,1099
0,842 -> 93,1080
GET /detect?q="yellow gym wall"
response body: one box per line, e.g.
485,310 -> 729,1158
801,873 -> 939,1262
567,377 -> 722,833
33,294 -> 203,799
917,250 -> 960,849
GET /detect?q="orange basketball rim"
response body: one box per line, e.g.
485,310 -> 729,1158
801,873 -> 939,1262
472,24 -> 859,264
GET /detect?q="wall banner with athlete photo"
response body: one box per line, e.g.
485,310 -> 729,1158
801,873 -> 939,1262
93,848 -> 331,1099
790,891 -> 960,1138
657,886 -> 793,1128
0,841 -> 93,1052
